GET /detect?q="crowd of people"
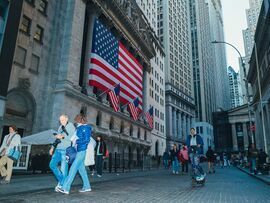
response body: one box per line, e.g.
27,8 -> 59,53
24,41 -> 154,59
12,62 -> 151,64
0,114 -> 107,195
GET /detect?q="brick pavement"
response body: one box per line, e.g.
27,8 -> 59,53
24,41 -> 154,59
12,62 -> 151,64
0,167 -> 269,203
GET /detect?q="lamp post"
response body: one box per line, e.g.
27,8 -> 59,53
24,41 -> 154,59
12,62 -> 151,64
211,40 -> 255,144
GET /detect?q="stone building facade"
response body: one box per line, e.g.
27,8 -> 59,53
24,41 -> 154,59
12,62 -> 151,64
0,0 -> 159,161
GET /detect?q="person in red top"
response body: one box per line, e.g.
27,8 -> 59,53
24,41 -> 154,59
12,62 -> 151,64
179,144 -> 189,174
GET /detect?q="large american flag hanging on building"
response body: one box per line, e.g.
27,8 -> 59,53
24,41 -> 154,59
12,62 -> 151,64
89,19 -> 143,110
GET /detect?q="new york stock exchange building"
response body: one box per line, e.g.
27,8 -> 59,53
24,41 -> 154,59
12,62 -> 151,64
0,0 -> 165,170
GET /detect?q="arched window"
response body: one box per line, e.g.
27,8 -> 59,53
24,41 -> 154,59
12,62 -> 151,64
137,128 -> 140,139
144,131 -> 147,140
120,121 -> 124,133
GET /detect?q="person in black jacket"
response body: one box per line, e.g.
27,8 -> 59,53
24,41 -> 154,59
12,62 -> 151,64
170,144 -> 179,174
95,135 -> 107,177
206,146 -> 215,174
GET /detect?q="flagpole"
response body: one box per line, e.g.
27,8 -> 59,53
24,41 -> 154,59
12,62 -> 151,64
96,83 -> 119,98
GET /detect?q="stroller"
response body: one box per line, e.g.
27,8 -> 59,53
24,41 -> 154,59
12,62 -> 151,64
190,146 -> 206,186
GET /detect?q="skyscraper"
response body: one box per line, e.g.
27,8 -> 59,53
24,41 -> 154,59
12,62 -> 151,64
240,0 -> 263,103
207,0 -> 230,110
158,0 -> 195,147
228,66 -> 243,108
189,0 -> 216,124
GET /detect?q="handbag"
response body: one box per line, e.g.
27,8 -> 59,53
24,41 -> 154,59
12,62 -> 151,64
66,146 -> 77,165
8,147 -> 22,161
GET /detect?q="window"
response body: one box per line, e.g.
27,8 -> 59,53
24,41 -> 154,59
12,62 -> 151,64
34,25 -> 43,43
30,54 -> 40,72
14,46 -> 27,66
39,0 -> 48,14
20,15 -> 31,34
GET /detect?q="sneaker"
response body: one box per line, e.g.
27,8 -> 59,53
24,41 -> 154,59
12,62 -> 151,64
97,175 -> 102,178
79,188 -> 92,193
0,180 -> 10,184
91,172 -> 94,176
176,171 -> 179,174
172,171 -> 175,174
58,188 -> 69,195
55,183 -> 62,192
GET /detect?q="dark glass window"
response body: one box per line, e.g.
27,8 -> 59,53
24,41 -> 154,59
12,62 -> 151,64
39,0 -> 48,14
34,25 -> 43,42
20,15 -> 31,34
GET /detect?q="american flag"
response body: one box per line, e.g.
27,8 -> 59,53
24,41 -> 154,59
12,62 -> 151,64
145,106 -> 154,129
128,97 -> 139,120
89,19 -> 143,110
108,84 -> 120,112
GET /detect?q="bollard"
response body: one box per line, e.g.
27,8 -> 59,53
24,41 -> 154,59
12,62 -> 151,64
109,153 -> 112,173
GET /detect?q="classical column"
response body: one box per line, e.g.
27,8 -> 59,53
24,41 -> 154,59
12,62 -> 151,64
178,112 -> 182,139
242,122 -> 249,150
167,106 -> 173,138
187,115 -> 191,136
231,123 -> 238,151
173,108 -> 177,139
183,113 -> 186,140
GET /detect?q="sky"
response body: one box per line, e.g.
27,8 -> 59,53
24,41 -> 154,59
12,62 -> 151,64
221,0 -> 250,72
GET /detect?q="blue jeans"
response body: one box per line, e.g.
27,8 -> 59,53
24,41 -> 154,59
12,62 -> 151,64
189,152 -> 204,176
49,149 -> 68,186
250,158 -> 256,173
172,157 -> 179,172
62,150 -> 90,192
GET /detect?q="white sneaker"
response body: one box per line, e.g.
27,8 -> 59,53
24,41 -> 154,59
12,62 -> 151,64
176,171 -> 179,174
58,188 -> 69,195
172,171 -> 175,174
79,188 -> 92,193
55,183 -> 61,192
97,175 -> 102,178
91,172 -> 94,176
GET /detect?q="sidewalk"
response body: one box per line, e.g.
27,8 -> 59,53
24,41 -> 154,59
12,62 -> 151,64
236,166 -> 270,185
0,169 -> 165,196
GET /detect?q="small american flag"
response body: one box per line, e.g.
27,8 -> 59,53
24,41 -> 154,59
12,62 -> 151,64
145,106 -> 154,129
108,84 -> 120,112
128,97 -> 139,120
89,19 -> 143,110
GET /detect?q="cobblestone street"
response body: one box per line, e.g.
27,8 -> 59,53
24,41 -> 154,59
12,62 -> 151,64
1,167 -> 269,203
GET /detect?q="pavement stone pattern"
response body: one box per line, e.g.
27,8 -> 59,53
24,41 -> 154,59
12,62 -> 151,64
0,167 -> 269,203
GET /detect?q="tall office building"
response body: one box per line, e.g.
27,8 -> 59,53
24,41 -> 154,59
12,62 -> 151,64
228,66 -> 243,108
207,0 -> 230,110
158,0 -> 195,148
136,0 -> 166,156
189,0 -> 216,124
240,0 -> 263,103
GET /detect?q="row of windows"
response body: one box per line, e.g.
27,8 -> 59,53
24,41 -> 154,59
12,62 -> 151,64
155,122 -> 165,133
26,0 -> 48,15
20,15 -> 44,43
14,46 -> 40,72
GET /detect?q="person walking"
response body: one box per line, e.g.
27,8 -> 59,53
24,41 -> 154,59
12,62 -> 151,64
170,144 -> 179,174
248,144 -> 258,174
206,146 -> 215,174
0,125 -> 21,184
163,151 -> 169,169
58,114 -> 92,194
95,135 -> 107,177
179,144 -> 189,174
49,115 -> 75,191
257,149 -> 268,174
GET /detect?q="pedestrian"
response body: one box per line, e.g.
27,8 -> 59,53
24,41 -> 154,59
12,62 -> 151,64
58,114 -> 92,194
179,144 -> 189,174
248,144 -> 258,174
206,146 -> 215,174
86,137 -> 96,176
219,152 -> 224,168
49,115 -> 76,192
0,125 -> 21,184
163,151 -> 169,169
186,128 -> 205,177
257,149 -> 268,174
170,144 -> 179,174
95,135 -> 107,177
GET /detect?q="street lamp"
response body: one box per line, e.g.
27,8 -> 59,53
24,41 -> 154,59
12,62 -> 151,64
211,40 -> 255,144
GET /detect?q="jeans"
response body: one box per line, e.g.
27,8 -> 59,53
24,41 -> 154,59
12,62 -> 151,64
163,160 -> 169,169
62,150 -> 90,192
189,152 -> 204,176
182,161 -> 188,173
96,155 -> 103,175
49,149 -> 68,186
250,158 -> 256,173
172,157 -> 179,173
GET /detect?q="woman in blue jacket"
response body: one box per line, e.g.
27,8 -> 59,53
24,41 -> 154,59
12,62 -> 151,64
58,114 -> 91,194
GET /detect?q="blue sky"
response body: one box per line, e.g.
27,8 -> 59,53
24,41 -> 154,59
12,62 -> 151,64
222,0 -> 250,72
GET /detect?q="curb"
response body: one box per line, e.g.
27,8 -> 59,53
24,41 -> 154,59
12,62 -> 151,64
236,166 -> 270,185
